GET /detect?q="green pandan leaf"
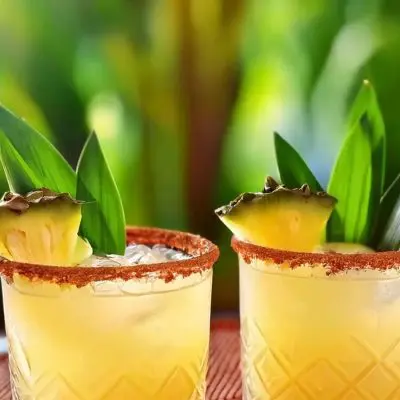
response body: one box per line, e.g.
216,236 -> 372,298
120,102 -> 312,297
327,81 -> 385,245
274,132 -> 323,191
327,115 -> 374,243
0,135 -> 41,193
348,81 -> 386,245
348,81 -> 385,182
349,81 -> 385,191
0,104 -> 76,195
377,173 -> 400,250
77,132 -> 126,255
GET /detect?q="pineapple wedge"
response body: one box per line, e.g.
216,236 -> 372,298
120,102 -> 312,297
0,188 -> 92,266
215,177 -> 337,252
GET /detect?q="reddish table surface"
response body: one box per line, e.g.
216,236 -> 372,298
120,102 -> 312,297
0,318 -> 241,400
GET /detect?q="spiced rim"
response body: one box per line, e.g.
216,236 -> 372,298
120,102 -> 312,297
232,236 -> 400,272
0,227 -> 219,287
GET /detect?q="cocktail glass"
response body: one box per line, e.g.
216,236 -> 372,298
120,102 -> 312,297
0,227 -> 219,400
233,236 -> 400,399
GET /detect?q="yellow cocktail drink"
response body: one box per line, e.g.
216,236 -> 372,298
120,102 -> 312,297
235,238 -> 400,400
1,227 -> 219,400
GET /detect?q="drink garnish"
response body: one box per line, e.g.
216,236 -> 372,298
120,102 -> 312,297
215,177 -> 337,252
0,189 -> 92,266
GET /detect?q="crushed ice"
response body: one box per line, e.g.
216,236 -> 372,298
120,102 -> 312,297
80,244 -> 192,267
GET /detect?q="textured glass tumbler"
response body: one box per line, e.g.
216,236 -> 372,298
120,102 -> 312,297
233,237 -> 400,400
0,227 -> 219,400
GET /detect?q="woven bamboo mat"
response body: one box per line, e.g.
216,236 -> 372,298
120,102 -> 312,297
0,318 -> 241,400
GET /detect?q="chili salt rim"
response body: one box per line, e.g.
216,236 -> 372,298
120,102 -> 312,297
0,227 -> 219,287
232,236 -> 400,273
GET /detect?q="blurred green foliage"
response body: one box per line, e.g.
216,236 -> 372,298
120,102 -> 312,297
2,0 -> 400,310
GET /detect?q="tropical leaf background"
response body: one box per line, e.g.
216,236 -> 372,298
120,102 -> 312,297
1,0 -> 400,313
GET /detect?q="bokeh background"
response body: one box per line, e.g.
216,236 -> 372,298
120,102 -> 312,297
1,0 -> 400,312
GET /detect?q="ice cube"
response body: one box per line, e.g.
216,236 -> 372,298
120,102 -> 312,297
126,252 -> 147,265
124,244 -> 152,258
139,253 -> 163,264
152,244 -> 169,255
165,248 -> 192,261
79,243 -> 191,267
80,255 -> 121,267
